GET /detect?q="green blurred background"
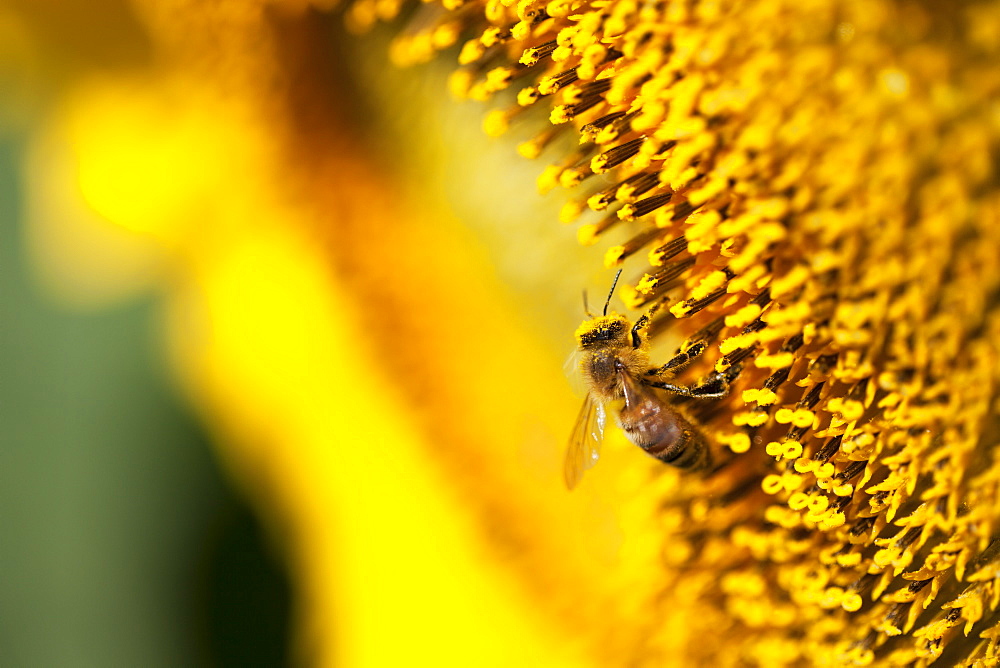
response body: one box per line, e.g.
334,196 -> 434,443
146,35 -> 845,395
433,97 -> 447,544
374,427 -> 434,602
1,131 -> 292,664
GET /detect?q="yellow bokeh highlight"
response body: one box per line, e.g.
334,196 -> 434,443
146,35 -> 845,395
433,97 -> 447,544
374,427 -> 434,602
70,76 -> 261,243
25,75 -> 269,307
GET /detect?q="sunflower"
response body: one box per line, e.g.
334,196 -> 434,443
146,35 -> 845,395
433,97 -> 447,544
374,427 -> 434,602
357,0 -> 1000,663
18,0 -> 1000,666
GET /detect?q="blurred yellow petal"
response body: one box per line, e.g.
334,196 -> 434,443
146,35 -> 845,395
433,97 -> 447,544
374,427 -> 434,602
167,222 -> 589,667
26,12 -> 633,662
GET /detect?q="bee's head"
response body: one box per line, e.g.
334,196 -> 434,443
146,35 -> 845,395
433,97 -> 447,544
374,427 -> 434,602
575,314 -> 629,349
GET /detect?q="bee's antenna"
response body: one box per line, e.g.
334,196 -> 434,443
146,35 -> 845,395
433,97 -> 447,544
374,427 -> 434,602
603,269 -> 623,316
583,290 -> 592,317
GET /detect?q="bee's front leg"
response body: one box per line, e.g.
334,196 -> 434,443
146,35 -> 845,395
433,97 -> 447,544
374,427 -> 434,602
631,301 -> 665,349
630,315 -> 649,349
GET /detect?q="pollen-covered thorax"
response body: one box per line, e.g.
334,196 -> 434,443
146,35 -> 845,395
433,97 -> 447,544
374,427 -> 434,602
583,348 -> 622,396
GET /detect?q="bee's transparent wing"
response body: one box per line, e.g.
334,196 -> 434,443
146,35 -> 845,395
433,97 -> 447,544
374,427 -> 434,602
564,395 -> 607,489
563,348 -> 586,395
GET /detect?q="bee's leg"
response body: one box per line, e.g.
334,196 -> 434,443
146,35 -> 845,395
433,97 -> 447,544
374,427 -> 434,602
645,341 -> 708,377
688,362 -> 743,399
685,380 -> 729,399
652,377 -> 727,399
642,378 -> 704,397
642,379 -> 695,396
631,315 -> 649,349
630,301 -> 665,349
646,362 -> 742,398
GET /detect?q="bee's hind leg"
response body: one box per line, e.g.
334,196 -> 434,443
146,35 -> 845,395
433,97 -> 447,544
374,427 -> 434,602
644,360 -> 742,399
642,379 -> 696,396
648,374 -> 727,399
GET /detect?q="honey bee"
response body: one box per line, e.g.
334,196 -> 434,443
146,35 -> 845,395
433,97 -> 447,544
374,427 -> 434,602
565,271 -> 732,488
